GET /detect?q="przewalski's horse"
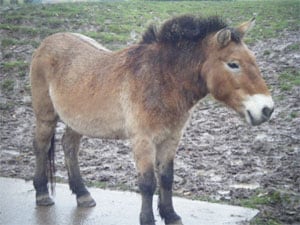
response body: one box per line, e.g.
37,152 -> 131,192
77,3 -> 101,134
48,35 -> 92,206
30,15 -> 274,225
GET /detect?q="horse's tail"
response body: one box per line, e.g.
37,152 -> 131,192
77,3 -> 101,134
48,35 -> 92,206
48,133 -> 56,196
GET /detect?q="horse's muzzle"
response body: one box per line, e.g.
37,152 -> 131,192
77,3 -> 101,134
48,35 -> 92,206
243,94 -> 274,126
246,106 -> 274,126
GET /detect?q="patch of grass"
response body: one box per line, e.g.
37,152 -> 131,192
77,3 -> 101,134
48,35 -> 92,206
0,24 -> 38,35
238,189 -> 296,225
239,191 -> 279,209
263,50 -> 271,56
88,181 -> 107,189
181,189 -> 295,225
279,68 -> 300,91
290,111 -> 298,119
285,42 -> 300,52
87,180 -> 132,191
2,61 -> 28,72
1,38 -> 18,47
18,70 -> 27,78
1,79 -> 15,92
1,0 -> 299,47
250,217 -> 281,225
0,23 -> 56,38
1,38 -> 38,48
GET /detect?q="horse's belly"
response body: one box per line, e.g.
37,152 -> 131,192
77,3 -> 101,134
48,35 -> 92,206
60,110 -> 127,139
70,116 -> 127,139
49,87 -> 127,139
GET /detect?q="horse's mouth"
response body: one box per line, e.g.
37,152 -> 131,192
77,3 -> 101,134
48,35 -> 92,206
246,110 -> 267,126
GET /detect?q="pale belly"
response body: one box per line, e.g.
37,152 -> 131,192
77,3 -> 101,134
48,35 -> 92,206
61,112 -> 127,139
49,86 -> 128,139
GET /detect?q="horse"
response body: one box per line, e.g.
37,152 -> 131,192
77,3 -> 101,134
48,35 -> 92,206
30,15 -> 274,225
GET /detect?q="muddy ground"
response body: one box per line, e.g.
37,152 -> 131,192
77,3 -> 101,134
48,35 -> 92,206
1,20 -> 300,225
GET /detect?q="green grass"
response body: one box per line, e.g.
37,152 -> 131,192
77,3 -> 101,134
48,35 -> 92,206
238,190 -> 289,225
285,42 -> 300,52
0,0 -> 299,49
1,79 -> 15,92
290,111 -> 298,119
1,37 -> 40,48
279,69 -> 300,91
237,189 -> 300,225
1,38 -> 18,47
88,181 -> 108,189
250,218 -> 281,225
2,61 -> 28,72
87,180 -> 131,191
239,191 -> 282,209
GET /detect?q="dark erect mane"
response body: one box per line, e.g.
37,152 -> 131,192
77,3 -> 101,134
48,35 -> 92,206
141,15 -> 231,45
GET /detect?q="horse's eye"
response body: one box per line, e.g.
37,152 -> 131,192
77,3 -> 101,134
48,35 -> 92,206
227,62 -> 240,69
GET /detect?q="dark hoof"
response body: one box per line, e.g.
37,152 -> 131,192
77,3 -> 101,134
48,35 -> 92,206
140,216 -> 155,225
36,194 -> 55,206
166,219 -> 183,225
161,211 -> 182,225
77,194 -> 96,207
141,222 -> 155,225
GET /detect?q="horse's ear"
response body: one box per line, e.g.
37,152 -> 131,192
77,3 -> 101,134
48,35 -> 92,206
236,17 -> 255,38
215,28 -> 231,47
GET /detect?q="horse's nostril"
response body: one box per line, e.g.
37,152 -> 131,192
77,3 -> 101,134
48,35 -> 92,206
262,106 -> 274,118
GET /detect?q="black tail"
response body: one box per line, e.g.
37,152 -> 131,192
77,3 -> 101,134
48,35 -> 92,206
48,134 -> 56,196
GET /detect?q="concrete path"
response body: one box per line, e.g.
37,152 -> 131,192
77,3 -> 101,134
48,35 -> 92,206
0,177 -> 258,225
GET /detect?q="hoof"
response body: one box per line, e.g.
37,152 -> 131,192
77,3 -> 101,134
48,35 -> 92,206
166,220 -> 183,225
36,194 -> 54,206
77,194 -> 96,207
141,221 -> 155,225
140,212 -> 155,225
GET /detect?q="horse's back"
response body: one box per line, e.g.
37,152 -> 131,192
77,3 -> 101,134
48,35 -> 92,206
30,33 -> 128,139
32,33 -> 111,74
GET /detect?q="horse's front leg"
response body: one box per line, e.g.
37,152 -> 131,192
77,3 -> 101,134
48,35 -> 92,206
133,138 -> 157,225
156,137 -> 183,225
62,126 -> 96,207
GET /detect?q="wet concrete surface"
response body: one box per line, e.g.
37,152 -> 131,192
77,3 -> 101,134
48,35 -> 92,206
0,177 -> 258,225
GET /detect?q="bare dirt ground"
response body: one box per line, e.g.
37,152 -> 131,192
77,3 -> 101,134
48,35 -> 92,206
1,21 -> 299,225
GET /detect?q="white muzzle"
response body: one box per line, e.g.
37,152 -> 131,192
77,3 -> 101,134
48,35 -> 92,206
243,94 -> 274,126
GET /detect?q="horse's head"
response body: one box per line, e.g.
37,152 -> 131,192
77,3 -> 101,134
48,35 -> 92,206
202,18 -> 274,126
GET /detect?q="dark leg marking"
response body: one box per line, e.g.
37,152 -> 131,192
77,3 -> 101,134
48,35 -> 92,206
158,161 -> 182,225
138,170 -> 157,225
33,120 -> 57,206
62,127 -> 96,207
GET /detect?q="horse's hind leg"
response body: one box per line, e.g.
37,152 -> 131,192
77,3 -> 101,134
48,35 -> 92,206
156,137 -> 183,225
33,119 -> 57,206
62,126 -> 96,207
31,71 -> 58,206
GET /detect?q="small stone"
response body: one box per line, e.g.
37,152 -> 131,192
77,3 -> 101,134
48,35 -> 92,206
253,134 -> 272,151
22,96 -> 31,105
183,191 -> 191,196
